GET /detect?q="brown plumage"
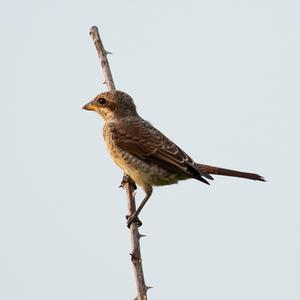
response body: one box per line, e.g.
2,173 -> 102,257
83,90 -> 265,226
197,164 -> 264,181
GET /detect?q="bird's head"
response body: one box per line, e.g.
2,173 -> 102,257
82,90 -> 138,121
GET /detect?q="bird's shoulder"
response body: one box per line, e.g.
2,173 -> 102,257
103,117 -> 158,153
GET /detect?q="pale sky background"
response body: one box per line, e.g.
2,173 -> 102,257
1,0 -> 300,299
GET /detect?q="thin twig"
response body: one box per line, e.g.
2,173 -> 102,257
89,26 -> 148,300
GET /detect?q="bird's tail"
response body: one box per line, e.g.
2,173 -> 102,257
196,163 -> 265,182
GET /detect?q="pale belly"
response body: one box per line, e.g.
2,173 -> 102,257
110,148 -> 187,187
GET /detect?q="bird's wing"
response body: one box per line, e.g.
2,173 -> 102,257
109,119 -> 213,183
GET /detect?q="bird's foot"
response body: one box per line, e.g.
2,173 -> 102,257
119,174 -> 137,190
126,213 -> 142,228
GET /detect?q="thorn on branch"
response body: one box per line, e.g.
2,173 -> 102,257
138,233 -> 147,239
105,50 -> 113,55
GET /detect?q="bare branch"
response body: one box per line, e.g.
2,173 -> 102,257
89,26 -> 115,91
89,25 -> 148,300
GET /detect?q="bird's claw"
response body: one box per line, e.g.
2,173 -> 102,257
126,214 -> 143,228
119,174 -> 137,190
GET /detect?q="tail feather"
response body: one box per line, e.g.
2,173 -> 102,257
186,163 -> 213,185
197,163 -> 265,182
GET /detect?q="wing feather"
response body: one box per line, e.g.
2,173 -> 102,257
109,118 -> 213,183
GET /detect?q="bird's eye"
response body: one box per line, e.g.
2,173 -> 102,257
98,98 -> 106,105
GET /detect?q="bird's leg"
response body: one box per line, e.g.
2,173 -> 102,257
119,173 -> 137,190
127,188 -> 153,228
119,173 -> 142,226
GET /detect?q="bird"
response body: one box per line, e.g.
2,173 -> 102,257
83,90 -> 265,227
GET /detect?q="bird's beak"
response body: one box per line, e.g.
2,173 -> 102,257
82,101 -> 97,111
